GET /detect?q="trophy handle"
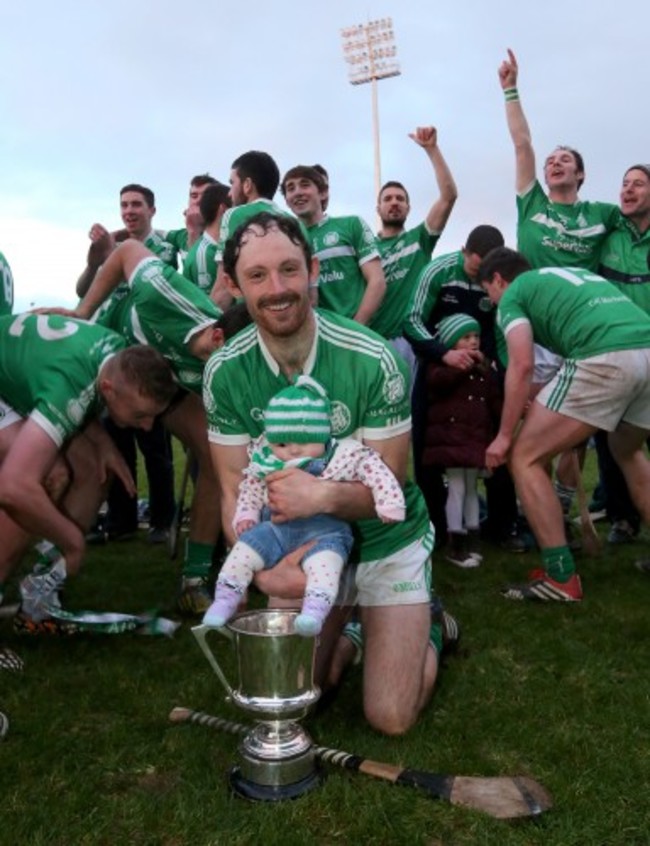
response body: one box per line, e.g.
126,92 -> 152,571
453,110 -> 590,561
191,624 -> 235,698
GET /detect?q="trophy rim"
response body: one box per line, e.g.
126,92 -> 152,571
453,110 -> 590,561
227,607 -> 303,636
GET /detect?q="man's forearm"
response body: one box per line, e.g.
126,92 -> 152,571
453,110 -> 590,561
353,259 -> 386,325
76,264 -> 99,299
424,145 -> 458,233
0,477 -> 84,565
318,479 -> 376,521
76,253 -> 124,319
498,363 -> 532,439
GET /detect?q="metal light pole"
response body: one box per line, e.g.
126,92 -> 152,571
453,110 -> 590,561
340,18 -> 401,205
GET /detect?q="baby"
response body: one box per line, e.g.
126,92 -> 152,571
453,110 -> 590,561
203,375 -> 406,636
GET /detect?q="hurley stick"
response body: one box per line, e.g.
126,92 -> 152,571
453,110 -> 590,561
168,446 -> 192,561
571,449 -> 602,556
169,707 -> 552,820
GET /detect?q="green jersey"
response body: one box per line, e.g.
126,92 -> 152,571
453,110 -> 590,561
99,257 -> 221,394
0,313 -> 125,446
404,250 -> 497,363
0,251 -> 14,316
498,266 -> 650,360
307,215 -> 380,320
517,180 -> 620,270
216,199 -> 288,262
203,309 -> 430,562
370,223 -> 440,339
144,230 -> 179,269
164,228 -> 189,254
598,219 -> 650,315
183,232 -> 218,294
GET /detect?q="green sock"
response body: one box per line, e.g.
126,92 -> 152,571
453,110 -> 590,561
182,541 -> 214,579
541,546 -> 575,583
33,541 -> 63,573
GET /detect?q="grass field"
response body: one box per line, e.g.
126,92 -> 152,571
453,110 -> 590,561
2,452 -> 650,845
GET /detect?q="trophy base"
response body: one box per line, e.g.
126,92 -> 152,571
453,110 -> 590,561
229,765 -> 323,802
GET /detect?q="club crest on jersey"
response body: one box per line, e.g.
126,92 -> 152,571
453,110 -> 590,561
178,370 -> 200,387
383,372 -> 406,405
324,232 -> 340,247
330,401 -> 351,436
66,384 -> 95,425
479,296 -> 494,312
66,399 -> 85,425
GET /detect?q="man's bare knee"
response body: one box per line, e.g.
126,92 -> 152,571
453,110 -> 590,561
363,699 -> 418,736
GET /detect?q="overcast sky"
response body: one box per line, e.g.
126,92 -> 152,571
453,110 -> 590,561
2,0 -> 647,312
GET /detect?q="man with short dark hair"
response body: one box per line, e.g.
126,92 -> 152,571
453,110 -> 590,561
371,126 -> 457,352
0,321 -> 176,625
183,182 -> 231,294
480,247 -> 650,601
403,225 -> 520,546
282,165 -> 386,325
596,164 -> 650,552
210,151 -> 286,309
405,224 -> 505,363
498,50 -> 620,271
166,173 -> 220,257
77,183 -> 177,546
204,211 -> 449,736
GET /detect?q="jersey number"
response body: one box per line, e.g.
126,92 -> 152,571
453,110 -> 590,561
539,267 -> 601,286
9,313 -> 79,340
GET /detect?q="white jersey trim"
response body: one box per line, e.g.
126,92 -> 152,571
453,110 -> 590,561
358,252 -> 381,266
30,410 -> 64,447
361,417 -> 412,441
129,307 -> 149,345
518,180 -> 537,199
529,213 -> 606,238
381,240 -> 421,268
129,256 -> 155,285
502,316 -> 531,336
208,431 -> 251,446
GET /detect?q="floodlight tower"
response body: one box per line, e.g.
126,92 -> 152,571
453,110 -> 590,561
340,18 -> 401,203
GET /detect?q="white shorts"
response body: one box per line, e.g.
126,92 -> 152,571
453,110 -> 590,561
536,349 -> 650,431
0,398 -> 22,431
336,530 -> 433,608
532,344 -> 563,386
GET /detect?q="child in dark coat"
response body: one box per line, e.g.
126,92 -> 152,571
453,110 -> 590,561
422,314 -> 502,567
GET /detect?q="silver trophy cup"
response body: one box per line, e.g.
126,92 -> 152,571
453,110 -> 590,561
192,609 -> 322,800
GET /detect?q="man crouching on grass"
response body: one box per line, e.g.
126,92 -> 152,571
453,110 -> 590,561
479,247 -> 650,602
0,315 -> 176,631
202,211 -> 458,735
